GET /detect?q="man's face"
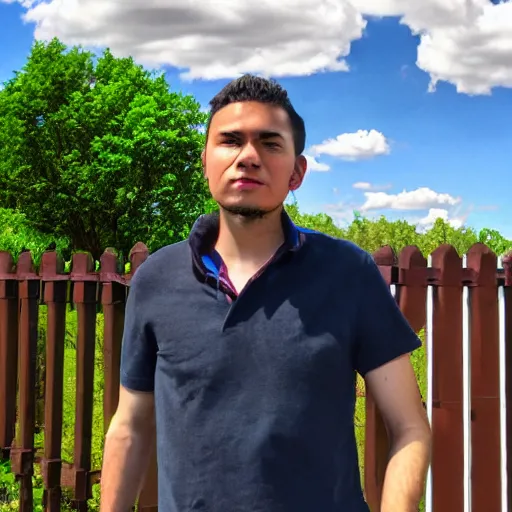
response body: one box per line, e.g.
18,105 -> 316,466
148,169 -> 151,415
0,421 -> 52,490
203,101 -> 307,215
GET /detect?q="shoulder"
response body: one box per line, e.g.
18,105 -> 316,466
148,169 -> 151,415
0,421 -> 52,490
297,227 -> 372,273
129,240 -> 190,289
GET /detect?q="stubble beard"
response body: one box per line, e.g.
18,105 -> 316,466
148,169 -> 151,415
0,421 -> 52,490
218,202 -> 282,221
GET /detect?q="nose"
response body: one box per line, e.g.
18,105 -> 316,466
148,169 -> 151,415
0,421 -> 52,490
236,142 -> 261,169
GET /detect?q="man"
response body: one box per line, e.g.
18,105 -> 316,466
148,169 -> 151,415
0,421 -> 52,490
100,75 -> 431,512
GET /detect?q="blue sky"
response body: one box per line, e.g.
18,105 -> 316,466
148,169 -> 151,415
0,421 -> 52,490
1,0 -> 511,237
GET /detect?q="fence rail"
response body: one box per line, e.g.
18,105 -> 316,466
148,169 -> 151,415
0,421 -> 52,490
0,242 -> 511,511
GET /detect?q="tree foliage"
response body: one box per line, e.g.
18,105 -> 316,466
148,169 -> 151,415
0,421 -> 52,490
0,208 -> 69,263
477,228 -> 512,258
0,37 -> 509,263
0,38 -> 215,259
286,204 -> 512,257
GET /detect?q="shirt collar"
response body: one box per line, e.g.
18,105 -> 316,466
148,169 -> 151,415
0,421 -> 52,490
189,209 -> 304,264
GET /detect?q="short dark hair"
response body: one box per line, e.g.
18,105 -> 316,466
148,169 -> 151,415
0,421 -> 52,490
206,74 -> 306,156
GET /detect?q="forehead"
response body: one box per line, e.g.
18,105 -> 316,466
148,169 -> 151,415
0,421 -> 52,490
209,101 -> 292,135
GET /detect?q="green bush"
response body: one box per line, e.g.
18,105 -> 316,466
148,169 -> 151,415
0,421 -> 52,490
0,208 -> 69,264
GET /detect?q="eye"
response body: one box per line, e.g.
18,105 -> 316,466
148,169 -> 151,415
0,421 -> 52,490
263,141 -> 280,149
221,137 -> 240,146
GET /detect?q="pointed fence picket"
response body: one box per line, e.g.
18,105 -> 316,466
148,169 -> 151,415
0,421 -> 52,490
0,242 -> 510,511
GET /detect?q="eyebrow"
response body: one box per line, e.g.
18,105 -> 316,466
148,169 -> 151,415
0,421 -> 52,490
218,130 -> 285,140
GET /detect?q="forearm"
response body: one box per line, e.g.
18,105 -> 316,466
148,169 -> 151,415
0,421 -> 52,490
380,427 -> 431,512
100,424 -> 154,512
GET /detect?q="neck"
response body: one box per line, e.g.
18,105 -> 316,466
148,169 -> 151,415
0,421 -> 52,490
215,206 -> 285,266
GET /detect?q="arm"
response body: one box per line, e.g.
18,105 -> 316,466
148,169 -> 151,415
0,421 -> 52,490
100,265 -> 158,512
365,355 -> 431,512
352,251 -> 430,511
100,387 -> 156,511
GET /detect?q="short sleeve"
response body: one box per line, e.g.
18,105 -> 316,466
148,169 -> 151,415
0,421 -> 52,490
120,267 -> 158,392
353,252 -> 421,377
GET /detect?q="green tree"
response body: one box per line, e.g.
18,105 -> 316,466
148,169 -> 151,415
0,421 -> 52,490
341,212 -> 421,254
0,38 -> 214,260
478,228 -> 512,256
419,218 -> 478,256
0,208 -> 69,263
287,204 -> 511,259
285,203 -> 345,238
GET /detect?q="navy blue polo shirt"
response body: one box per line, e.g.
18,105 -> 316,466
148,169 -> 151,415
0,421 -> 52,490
120,211 -> 421,512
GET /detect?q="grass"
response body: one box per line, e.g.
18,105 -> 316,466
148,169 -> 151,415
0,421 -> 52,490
0,310 -> 428,511
0,307 -> 104,512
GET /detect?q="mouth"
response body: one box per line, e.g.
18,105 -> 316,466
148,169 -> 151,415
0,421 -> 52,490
230,176 -> 265,190
232,177 -> 264,185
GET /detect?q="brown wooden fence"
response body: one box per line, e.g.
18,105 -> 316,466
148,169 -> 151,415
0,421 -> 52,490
0,242 -> 511,511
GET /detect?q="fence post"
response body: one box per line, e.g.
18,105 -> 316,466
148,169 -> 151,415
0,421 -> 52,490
40,250 -> 68,512
502,252 -> 512,511
10,251 -> 40,512
0,251 -> 18,460
71,252 -> 98,511
397,246 -> 427,333
466,243 -> 501,511
100,249 -> 126,433
364,246 -> 396,511
430,245 -> 464,512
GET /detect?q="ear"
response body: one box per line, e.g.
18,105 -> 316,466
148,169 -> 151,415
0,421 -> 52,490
201,149 -> 207,178
289,155 -> 307,191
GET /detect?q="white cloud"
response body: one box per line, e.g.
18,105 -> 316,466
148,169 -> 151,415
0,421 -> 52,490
353,0 -> 512,95
353,181 -> 373,190
361,186 -> 461,211
417,208 -> 464,229
353,181 -> 392,191
309,129 -> 390,161
305,154 -> 330,172
5,0 -> 511,94
1,0 -> 36,6
4,0 -> 366,81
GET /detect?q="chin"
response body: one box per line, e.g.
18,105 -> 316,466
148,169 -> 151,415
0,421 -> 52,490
221,201 -> 265,211
216,195 -> 260,209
